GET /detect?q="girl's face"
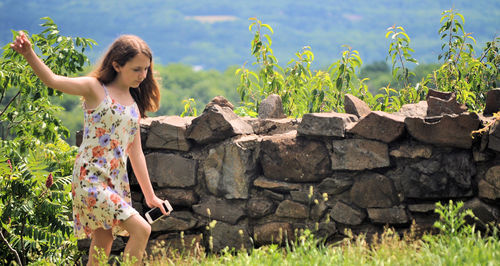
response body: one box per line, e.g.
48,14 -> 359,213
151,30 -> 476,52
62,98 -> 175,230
114,53 -> 150,88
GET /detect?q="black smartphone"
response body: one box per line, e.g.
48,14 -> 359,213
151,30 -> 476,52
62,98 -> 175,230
145,200 -> 173,224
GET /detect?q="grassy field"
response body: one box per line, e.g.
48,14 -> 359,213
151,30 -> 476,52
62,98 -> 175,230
140,227 -> 500,266
92,201 -> 500,266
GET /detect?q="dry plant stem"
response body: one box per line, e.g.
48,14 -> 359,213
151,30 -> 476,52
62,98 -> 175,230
0,229 -> 22,265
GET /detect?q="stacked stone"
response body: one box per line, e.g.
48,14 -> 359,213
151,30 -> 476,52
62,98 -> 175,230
76,89 -> 500,255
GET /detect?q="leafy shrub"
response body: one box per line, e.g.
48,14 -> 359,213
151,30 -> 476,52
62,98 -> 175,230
432,200 -> 475,236
0,17 -> 95,265
236,18 -> 368,117
236,9 -> 499,117
432,8 -> 499,111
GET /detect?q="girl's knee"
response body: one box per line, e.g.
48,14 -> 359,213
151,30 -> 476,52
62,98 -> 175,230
122,214 -> 151,239
137,215 -> 151,236
132,219 -> 151,239
142,222 -> 151,237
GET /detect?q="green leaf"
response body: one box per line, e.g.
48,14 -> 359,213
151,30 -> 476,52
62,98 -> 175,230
252,41 -> 262,54
467,35 -> 476,44
335,78 -> 342,90
338,64 -> 345,75
249,22 -> 256,32
457,13 -> 465,24
263,34 -> 272,46
261,24 -> 274,34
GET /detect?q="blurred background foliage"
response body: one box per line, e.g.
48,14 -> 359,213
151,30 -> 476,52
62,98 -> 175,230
1,0 -> 498,144
1,0 -> 498,69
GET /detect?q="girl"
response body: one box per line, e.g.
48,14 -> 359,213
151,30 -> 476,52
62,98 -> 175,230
10,32 -> 169,265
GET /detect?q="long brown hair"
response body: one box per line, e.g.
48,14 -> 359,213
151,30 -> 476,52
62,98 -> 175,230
90,35 -> 160,117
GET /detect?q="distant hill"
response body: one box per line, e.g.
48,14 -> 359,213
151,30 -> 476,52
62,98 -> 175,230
1,0 -> 499,70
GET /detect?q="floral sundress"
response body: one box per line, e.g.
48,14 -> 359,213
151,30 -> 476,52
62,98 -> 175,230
71,84 -> 140,239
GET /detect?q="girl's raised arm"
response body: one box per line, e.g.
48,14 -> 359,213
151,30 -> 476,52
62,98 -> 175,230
10,31 -> 97,98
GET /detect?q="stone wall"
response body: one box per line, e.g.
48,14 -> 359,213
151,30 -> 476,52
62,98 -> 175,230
78,89 -> 500,255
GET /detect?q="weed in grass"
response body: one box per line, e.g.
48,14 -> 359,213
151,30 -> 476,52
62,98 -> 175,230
90,200 -> 500,265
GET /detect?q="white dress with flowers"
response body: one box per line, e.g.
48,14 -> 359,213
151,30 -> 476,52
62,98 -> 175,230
71,84 -> 139,239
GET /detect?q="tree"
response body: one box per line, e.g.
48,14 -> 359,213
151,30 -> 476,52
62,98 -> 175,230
0,17 -> 95,265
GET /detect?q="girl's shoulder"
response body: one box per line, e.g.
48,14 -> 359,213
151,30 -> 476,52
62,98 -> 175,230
83,77 -> 105,95
80,77 -> 106,107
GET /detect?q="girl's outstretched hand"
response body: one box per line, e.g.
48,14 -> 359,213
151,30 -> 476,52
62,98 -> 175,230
146,195 -> 170,216
10,31 -> 32,56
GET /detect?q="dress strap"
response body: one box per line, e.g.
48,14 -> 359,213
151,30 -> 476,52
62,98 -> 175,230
102,84 -> 109,96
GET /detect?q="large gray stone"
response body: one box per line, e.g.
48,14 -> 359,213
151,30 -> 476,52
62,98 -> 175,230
408,203 -> 436,213
205,95 -> 234,110
289,190 -> 317,204
208,222 -> 252,252
254,222 -> 294,245
253,176 -> 302,192
140,118 -> 153,146
155,188 -> 199,207
463,198 -> 499,225
489,119 -> 500,152
479,165 -> 500,200
145,116 -> 194,151
442,151 -> 476,188
350,173 -> 399,208
203,135 -> 259,199
387,151 -> 474,199
395,101 -> 427,117
484,88 -> 500,115
331,139 -> 390,170
485,165 -> 500,190
317,177 -> 353,196
186,104 -> 253,144
258,94 -> 287,119
192,196 -> 245,224
275,200 -> 308,218
248,118 -> 299,135
312,221 -> 337,240
478,179 -> 500,200
262,189 -> 285,201
344,93 -> 371,118
247,197 -> 275,218
405,113 -> 480,149
426,89 -> 467,117
389,141 -> 433,159
298,112 -> 357,137
310,201 -> 328,221
145,153 -> 197,188
367,207 -> 409,224
260,132 -> 331,182
348,111 -> 405,143
151,211 -> 198,232
330,201 -> 366,225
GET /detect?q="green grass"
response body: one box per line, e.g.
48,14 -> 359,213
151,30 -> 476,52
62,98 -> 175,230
90,201 -> 500,266
141,225 -> 500,266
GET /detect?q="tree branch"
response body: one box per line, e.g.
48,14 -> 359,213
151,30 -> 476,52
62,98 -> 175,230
0,88 -> 5,107
0,90 -> 21,117
0,228 -> 22,266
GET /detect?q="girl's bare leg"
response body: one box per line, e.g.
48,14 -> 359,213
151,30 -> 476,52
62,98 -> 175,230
119,214 -> 151,265
88,228 -> 113,266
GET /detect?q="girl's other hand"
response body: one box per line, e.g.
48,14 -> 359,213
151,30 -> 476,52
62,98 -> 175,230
146,195 -> 170,216
10,31 -> 32,56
